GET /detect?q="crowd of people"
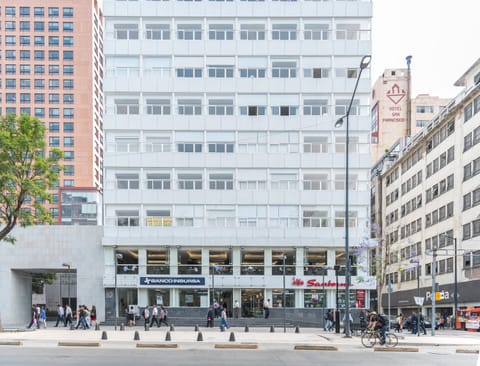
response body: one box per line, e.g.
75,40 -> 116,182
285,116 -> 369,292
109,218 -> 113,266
27,304 -> 97,330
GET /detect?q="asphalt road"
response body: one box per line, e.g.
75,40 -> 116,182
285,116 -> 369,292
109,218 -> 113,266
0,348 -> 477,366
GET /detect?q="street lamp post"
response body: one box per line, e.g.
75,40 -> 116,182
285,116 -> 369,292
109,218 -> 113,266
62,263 -> 71,308
441,234 -> 458,327
334,265 -> 340,334
282,255 -> 286,333
114,250 -> 123,331
410,257 -> 421,337
334,55 -> 371,338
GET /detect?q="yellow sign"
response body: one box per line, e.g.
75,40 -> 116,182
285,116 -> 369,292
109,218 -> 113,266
435,292 -> 443,301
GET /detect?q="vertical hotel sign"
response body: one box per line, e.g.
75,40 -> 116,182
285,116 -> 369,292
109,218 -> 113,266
384,83 -> 407,123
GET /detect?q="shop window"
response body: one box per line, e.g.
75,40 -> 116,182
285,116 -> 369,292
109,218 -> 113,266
146,249 -> 170,275
241,249 -> 264,275
272,249 -> 296,275
115,249 -> 139,275
178,248 -> 202,275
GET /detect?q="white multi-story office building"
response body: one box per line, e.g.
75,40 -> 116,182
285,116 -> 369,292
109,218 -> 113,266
102,0 -> 373,321
373,57 -> 480,327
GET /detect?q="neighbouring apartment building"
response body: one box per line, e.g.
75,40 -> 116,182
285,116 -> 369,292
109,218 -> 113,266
371,67 -> 450,163
372,57 -> 480,321
101,0 -> 374,320
0,0 -> 104,225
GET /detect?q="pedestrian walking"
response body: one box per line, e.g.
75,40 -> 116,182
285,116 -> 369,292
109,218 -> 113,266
159,305 -> 169,327
206,306 -> 214,328
143,306 -> 151,327
54,304 -> 64,327
419,314 -> 427,335
213,300 -> 220,318
26,305 -> 37,329
90,305 -> 97,328
150,305 -> 160,327
263,299 -> 270,319
64,304 -> 73,327
40,306 -> 47,328
219,305 -> 229,330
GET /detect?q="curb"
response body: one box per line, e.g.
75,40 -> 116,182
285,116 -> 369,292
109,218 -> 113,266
214,343 -> 258,349
456,349 -> 479,354
136,343 -> 179,348
294,345 -> 338,351
374,347 -> 418,352
0,341 -> 23,346
58,342 -> 101,347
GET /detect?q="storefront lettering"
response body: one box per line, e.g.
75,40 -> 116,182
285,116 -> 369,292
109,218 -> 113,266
291,277 -> 349,287
140,276 -> 206,286
425,290 -> 450,301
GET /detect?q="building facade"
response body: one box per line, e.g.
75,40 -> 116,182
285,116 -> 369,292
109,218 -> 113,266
371,68 -> 449,163
374,58 -> 480,319
101,0 -> 374,321
0,0 -> 104,224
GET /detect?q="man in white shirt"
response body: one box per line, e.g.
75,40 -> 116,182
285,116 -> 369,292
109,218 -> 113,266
54,304 -> 64,327
264,299 -> 270,319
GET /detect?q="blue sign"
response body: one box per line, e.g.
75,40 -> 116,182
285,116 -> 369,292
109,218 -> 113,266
140,276 -> 206,286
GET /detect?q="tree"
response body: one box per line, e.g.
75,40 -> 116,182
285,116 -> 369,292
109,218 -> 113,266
0,114 -> 63,243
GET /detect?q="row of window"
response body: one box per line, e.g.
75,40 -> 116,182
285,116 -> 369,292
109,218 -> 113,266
113,171 -> 362,191
2,93 -> 74,104
463,125 -> 480,152
110,206 -> 360,228
48,136 -> 74,147
1,78 -> 74,88
424,202 -> 454,228
112,22 -> 368,41
425,146 -> 454,178
463,94 -> 480,123
400,194 -> 423,218
400,170 -> 422,195
463,156 -> 480,182
110,134 -> 365,154
463,187 -> 480,212
111,98 -> 363,117
115,0 -> 371,3
1,37 -> 74,51
399,217 -> 422,240
2,6 -> 73,18
110,66 -> 362,80
425,174 -> 454,203
3,21 -> 73,32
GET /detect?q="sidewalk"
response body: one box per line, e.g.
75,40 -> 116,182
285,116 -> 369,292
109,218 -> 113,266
1,324 -> 479,351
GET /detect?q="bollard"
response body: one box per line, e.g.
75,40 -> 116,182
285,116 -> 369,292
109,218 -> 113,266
220,325 -> 225,332
165,331 -> 171,341
197,331 -> 203,342
144,323 -> 149,331
270,326 -> 275,333
70,323 -> 75,331
134,330 -> 140,341
229,332 -> 236,342
95,323 -> 100,331
194,324 -> 199,331
295,326 -> 300,334
120,323 -> 125,331
170,324 -> 175,332
244,325 -> 249,333
101,331 -> 108,340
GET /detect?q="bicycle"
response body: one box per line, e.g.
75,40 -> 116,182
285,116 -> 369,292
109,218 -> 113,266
361,327 -> 398,348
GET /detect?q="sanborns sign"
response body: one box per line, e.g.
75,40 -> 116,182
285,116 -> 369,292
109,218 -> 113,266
291,278 -> 349,287
140,277 -> 206,287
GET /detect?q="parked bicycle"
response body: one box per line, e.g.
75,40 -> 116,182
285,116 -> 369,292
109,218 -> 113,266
361,327 -> 398,348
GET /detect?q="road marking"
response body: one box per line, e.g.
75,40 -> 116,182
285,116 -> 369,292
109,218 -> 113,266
294,345 -> 338,351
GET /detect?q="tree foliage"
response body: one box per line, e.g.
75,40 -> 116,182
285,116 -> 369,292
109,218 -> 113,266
32,272 -> 57,294
0,114 -> 63,243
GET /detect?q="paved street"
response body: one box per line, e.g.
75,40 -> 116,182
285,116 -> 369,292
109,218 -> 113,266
0,347 -> 478,366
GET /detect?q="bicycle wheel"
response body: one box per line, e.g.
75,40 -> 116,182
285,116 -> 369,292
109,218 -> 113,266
384,332 -> 398,347
361,332 -> 377,348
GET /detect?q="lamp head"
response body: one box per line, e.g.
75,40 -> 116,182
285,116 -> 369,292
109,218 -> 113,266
335,117 -> 345,128
360,55 -> 371,70
62,263 -> 70,268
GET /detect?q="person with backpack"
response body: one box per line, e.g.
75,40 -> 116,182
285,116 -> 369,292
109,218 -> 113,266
159,305 -> 169,327
368,311 -> 387,345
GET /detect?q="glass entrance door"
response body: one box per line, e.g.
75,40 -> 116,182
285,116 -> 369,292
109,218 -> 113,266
241,289 -> 264,317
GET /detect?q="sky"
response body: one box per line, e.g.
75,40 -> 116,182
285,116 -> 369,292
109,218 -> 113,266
372,0 -> 480,99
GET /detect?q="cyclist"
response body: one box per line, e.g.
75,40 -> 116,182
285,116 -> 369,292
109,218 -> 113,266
368,311 -> 388,345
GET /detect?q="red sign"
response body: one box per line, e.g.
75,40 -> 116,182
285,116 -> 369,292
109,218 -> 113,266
291,277 -> 350,287
356,290 -> 366,308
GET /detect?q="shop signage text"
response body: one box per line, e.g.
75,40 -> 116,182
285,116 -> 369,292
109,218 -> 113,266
291,278 -> 349,287
426,290 -> 451,301
140,276 -> 205,286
